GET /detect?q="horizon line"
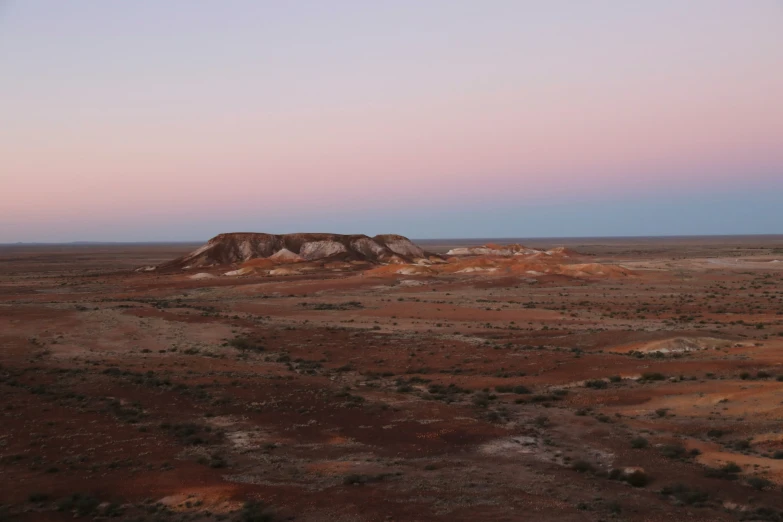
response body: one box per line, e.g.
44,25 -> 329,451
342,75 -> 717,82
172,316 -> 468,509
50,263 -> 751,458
3,232 -> 783,246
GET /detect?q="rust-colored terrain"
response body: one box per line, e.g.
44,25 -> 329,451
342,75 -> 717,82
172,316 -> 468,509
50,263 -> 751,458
2,236 -> 783,522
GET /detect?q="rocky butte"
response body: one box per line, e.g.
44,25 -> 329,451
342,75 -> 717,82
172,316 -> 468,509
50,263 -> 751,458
153,232 -> 441,271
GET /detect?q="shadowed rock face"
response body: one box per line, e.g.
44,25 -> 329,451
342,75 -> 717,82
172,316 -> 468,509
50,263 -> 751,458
158,232 -> 433,270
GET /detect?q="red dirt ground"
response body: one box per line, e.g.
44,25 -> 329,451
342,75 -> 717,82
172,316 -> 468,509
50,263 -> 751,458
2,237 -> 783,521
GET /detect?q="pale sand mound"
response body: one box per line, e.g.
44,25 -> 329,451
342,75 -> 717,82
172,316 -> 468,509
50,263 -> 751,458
396,266 -> 433,275
384,255 -> 409,265
456,266 -> 499,273
268,268 -> 301,276
430,257 -> 632,280
435,257 -> 502,274
224,267 -> 256,276
546,246 -> 578,257
364,265 -> 432,277
189,273 -> 216,280
447,247 -> 511,256
505,261 -> 555,275
558,263 -> 633,278
446,244 -> 551,257
269,248 -> 304,263
609,337 -> 734,354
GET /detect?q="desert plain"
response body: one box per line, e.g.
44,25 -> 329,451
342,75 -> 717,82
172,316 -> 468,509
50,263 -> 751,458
2,235 -> 783,521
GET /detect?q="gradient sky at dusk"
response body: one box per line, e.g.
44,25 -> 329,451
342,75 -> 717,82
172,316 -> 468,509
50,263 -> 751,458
2,1 -> 782,242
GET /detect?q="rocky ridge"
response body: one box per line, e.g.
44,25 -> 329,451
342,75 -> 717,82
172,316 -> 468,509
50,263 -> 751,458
154,232 -> 437,271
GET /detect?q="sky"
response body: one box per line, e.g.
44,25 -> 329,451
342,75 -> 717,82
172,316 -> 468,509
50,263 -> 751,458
1,1 -> 782,242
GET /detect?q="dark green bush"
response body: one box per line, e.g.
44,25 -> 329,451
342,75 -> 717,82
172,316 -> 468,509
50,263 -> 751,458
229,337 -> 265,352
747,477 -> 773,491
240,501 -> 275,522
626,470 -> 649,488
571,460 -> 594,473
58,494 -> 100,516
660,443 -> 687,459
660,483 -> 708,505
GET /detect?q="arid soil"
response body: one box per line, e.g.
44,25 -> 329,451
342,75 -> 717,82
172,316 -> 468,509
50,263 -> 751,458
2,236 -> 783,522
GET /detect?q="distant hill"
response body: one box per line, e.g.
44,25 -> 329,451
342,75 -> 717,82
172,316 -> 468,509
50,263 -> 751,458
156,232 -> 437,270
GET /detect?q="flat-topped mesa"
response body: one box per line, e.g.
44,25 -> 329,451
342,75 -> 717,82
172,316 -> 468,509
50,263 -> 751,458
156,232 -> 436,270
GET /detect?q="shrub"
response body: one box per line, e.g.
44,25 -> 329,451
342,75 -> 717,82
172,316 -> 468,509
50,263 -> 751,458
640,372 -> 665,382
229,337 -> 265,352
209,454 -> 227,468
571,460 -> 594,473
704,462 -> 741,480
240,501 -> 275,522
160,422 -> 220,445
58,494 -> 100,517
534,415 -> 550,427
342,473 -> 389,485
472,393 -> 491,408
530,394 -> 560,403
660,483 -> 708,505
747,477 -> 773,491
740,507 -> 783,521
626,470 -> 649,488
660,443 -> 687,459
584,379 -> 608,389
631,437 -> 649,449
428,383 -> 471,398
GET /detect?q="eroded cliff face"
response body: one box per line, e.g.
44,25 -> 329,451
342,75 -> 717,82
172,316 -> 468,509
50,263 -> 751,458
157,232 -> 434,270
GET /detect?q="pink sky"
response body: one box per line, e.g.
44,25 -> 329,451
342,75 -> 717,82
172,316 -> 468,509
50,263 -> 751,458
2,1 -> 782,241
